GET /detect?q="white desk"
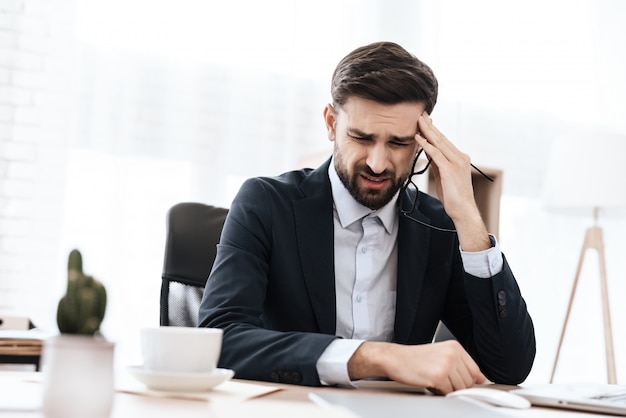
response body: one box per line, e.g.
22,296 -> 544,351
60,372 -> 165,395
0,371 -> 350,418
0,371 -> 616,418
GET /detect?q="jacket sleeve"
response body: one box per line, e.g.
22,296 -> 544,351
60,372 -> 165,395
444,255 -> 536,384
198,178 -> 337,386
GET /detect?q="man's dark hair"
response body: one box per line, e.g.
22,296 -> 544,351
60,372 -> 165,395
331,41 -> 438,113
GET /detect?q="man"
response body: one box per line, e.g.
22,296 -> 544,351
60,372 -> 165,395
198,41 -> 535,394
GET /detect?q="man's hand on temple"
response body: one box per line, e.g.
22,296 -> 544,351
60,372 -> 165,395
415,112 -> 491,252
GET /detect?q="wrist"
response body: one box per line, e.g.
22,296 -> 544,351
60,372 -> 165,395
446,205 -> 489,252
347,341 -> 391,380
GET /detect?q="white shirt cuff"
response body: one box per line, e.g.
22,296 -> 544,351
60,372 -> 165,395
460,234 -> 503,278
316,339 -> 365,386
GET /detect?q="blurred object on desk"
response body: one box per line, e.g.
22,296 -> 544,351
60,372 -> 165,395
0,316 -> 48,371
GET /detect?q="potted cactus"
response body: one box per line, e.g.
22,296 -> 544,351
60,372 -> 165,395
42,249 -> 115,418
56,249 -> 107,335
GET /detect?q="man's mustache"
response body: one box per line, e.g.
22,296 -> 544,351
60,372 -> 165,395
357,165 -> 393,178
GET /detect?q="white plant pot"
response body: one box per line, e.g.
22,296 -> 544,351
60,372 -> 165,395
41,335 -> 115,418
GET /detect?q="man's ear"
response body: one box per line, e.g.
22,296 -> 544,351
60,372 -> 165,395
323,104 -> 336,142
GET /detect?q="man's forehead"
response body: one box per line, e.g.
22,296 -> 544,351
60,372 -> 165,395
337,97 -> 424,119
337,99 -> 424,135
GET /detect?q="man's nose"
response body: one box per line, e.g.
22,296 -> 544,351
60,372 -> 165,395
366,144 -> 389,174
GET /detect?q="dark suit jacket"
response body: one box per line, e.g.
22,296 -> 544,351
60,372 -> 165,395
198,158 -> 535,386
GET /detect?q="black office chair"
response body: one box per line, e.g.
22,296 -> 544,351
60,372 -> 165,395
160,203 -> 229,327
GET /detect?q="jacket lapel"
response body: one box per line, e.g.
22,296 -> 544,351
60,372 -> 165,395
293,159 -> 337,335
394,190 -> 431,343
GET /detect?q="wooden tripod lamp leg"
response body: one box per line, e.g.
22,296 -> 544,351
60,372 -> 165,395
550,225 -> 617,384
550,229 -> 588,383
594,227 -> 617,384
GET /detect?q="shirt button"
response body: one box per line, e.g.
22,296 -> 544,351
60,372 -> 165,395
361,247 -> 367,253
355,295 -> 362,303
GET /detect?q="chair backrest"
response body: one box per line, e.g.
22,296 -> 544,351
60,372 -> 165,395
160,203 -> 228,327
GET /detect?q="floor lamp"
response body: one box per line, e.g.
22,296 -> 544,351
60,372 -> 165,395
542,131 -> 626,384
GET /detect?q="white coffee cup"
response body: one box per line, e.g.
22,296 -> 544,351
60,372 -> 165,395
140,326 -> 223,373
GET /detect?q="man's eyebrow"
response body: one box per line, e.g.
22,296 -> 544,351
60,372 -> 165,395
347,128 -> 374,139
390,135 -> 415,143
347,129 -> 414,143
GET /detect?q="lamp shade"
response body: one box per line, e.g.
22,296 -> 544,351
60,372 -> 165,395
542,131 -> 626,218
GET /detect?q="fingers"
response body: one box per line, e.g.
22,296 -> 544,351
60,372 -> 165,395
391,341 -> 485,395
451,363 -> 476,390
417,112 -> 460,155
414,112 -> 476,220
415,112 -> 470,170
460,349 -> 487,387
426,341 -> 486,394
440,343 -> 485,393
416,114 -> 449,162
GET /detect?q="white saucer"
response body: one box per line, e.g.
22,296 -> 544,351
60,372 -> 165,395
126,365 -> 234,392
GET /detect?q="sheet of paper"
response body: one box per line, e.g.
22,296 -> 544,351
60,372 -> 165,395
116,370 -> 281,402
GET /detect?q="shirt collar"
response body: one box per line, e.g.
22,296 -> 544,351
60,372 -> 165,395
328,157 -> 399,234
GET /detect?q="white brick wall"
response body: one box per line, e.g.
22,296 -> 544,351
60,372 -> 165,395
0,0 -> 75,325
1,0 -> 329,333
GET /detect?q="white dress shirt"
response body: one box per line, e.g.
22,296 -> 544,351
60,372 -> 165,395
316,160 -> 503,386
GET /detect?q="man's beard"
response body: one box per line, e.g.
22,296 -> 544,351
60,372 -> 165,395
334,148 -> 408,211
